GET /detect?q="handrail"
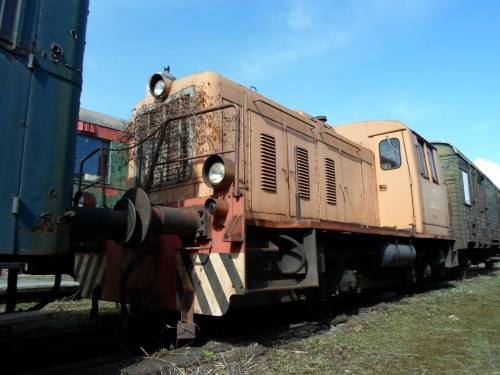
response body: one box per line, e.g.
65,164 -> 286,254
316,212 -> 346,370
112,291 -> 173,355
143,103 -> 241,197
77,146 -> 108,208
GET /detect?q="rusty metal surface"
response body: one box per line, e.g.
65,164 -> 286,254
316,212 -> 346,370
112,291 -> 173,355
129,89 -> 240,195
247,217 -> 454,241
143,103 -> 240,195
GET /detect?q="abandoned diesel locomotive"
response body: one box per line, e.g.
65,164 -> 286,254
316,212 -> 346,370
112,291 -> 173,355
72,69 -> 499,341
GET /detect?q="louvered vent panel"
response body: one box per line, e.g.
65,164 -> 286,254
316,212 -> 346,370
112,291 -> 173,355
296,147 -> 310,200
325,158 -> 337,205
260,133 -> 277,192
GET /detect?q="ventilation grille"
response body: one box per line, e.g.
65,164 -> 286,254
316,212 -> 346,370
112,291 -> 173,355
260,133 -> 277,192
325,158 -> 337,205
296,147 -> 310,199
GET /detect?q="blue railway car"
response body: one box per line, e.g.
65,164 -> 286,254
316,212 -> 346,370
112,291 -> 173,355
0,0 -> 88,273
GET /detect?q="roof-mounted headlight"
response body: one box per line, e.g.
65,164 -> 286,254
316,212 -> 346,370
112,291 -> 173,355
202,155 -> 235,190
148,73 -> 172,100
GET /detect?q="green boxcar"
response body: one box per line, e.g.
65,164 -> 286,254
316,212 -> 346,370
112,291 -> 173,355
433,142 -> 500,265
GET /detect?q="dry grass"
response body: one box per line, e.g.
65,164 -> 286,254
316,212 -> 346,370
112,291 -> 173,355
127,270 -> 500,374
250,270 -> 500,375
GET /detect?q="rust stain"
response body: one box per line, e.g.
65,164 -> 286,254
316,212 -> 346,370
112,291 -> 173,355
32,212 -> 64,233
122,84 -> 234,190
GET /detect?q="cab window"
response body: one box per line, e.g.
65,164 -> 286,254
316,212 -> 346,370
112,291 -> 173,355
415,141 -> 428,178
74,135 -> 110,182
379,138 -> 401,170
426,147 -> 439,184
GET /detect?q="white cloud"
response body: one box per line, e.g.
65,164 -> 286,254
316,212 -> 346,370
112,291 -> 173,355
236,0 -> 441,81
286,0 -> 313,30
470,123 -> 491,134
474,158 -> 500,189
390,100 -> 437,123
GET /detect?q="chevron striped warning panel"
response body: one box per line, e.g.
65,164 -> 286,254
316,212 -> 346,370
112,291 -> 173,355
176,252 -> 246,316
74,253 -> 106,299
74,251 -> 246,316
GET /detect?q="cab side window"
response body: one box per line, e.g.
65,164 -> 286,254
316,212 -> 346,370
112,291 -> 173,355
379,138 -> 401,170
426,147 -> 439,184
415,141 -> 428,178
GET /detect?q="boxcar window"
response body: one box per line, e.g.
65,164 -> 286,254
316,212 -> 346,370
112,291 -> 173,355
379,138 -> 401,170
426,147 -> 439,184
74,135 -> 110,182
461,170 -> 471,205
415,141 -> 428,178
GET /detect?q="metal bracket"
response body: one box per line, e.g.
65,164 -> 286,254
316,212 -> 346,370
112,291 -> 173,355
0,262 -> 26,313
176,290 -> 196,344
223,215 -> 244,242
195,209 -> 211,241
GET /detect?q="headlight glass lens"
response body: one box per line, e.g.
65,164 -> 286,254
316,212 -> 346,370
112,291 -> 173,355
153,79 -> 165,97
208,162 -> 225,185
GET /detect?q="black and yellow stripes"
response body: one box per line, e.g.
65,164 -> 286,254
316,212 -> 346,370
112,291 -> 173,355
74,253 -> 106,298
74,251 -> 246,317
176,252 -> 245,316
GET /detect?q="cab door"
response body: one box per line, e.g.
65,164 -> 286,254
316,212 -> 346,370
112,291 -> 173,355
370,131 -> 415,230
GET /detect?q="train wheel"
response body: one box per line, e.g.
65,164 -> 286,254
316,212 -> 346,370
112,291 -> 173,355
421,263 -> 432,281
396,267 -> 417,295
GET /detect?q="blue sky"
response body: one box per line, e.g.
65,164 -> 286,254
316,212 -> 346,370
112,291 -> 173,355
81,0 -> 500,185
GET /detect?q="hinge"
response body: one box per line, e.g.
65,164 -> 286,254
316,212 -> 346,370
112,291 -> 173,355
11,196 -> 20,214
27,53 -> 35,69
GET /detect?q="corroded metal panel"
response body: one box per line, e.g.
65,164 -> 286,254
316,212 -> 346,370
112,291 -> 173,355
0,0 -> 88,255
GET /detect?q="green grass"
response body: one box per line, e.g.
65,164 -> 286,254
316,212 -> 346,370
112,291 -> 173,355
253,271 -> 500,375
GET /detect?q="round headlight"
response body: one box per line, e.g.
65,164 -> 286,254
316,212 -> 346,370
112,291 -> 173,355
202,155 -> 235,190
153,79 -> 165,97
208,162 -> 225,185
148,73 -> 171,100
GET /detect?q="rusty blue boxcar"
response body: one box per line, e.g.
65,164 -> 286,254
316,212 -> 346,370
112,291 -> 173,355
0,0 -> 88,272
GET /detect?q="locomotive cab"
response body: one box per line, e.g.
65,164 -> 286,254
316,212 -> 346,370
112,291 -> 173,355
335,121 -> 450,237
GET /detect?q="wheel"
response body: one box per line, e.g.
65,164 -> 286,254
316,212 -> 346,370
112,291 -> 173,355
421,263 -> 432,281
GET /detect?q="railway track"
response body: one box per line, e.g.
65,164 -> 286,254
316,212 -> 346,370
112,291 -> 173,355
0,285 -> 80,305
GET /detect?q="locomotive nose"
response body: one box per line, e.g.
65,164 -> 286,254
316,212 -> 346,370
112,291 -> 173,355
69,187 -> 206,247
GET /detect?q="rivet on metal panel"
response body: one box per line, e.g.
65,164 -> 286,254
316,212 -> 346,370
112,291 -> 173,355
50,43 -> 63,62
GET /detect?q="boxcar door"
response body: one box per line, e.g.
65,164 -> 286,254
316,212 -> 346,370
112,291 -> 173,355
370,131 -> 415,230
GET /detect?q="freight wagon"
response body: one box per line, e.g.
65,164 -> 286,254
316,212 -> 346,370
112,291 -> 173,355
433,142 -> 500,267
